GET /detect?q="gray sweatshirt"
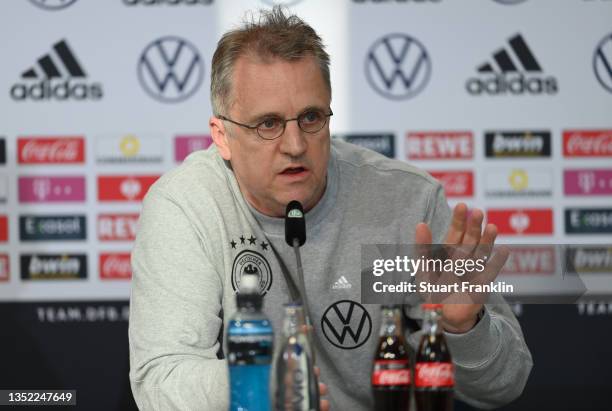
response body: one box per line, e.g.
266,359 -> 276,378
129,139 -> 532,410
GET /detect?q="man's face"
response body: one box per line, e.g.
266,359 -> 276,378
212,55 -> 331,217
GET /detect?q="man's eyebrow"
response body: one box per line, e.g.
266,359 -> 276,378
247,105 -> 328,122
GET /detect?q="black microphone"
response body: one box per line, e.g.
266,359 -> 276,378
285,200 -> 306,247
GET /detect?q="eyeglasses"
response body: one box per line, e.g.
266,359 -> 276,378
217,108 -> 333,141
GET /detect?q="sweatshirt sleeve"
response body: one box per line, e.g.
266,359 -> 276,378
129,186 -> 229,411
424,183 -> 534,409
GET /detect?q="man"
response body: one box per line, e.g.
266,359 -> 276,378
129,7 -> 532,410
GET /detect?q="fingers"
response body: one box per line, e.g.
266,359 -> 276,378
321,399 -> 330,411
319,382 -> 328,396
462,209 -> 483,246
445,203 -> 468,244
415,222 -> 432,244
480,223 -> 498,245
314,366 -> 320,378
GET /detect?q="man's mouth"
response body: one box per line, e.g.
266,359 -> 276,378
281,166 -> 307,175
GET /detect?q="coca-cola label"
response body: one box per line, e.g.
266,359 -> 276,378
563,130 -> 612,157
415,363 -> 454,387
0,215 -> 7,242
100,253 -> 132,280
98,175 -> 159,202
372,360 -> 411,386
175,135 -> 213,162
406,131 -> 473,160
18,136 -> 85,164
18,176 -> 86,203
97,214 -> 139,241
429,171 -> 474,197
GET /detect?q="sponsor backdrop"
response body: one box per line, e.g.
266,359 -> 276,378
0,0 -> 611,410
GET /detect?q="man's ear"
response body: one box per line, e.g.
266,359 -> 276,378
210,116 -> 232,160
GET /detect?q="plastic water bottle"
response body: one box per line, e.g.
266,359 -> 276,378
274,303 -> 319,411
228,273 -> 274,411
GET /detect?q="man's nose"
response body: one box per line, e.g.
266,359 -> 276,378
279,120 -> 307,157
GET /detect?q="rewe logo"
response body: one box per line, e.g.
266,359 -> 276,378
18,136 -> 85,164
466,33 -> 557,95
100,253 -> 132,280
429,171 -> 474,197
485,131 -> 551,157
563,130 -> 612,157
98,175 -> 159,202
501,246 -> 555,274
11,39 -> 103,101
365,33 -> 431,100
21,254 -> 87,280
487,208 -> 553,235
406,132 -> 473,160
138,36 -> 204,103
98,214 -> 139,241
321,300 -> 372,349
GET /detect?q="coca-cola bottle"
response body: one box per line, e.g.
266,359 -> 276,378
415,304 -> 454,411
372,305 -> 411,411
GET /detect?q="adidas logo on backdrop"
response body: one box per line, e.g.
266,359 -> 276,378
332,276 -> 352,290
10,39 -> 103,101
466,33 -> 558,96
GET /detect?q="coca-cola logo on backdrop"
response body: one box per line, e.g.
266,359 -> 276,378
563,130 -> 612,157
100,253 -> 132,280
18,137 -> 85,164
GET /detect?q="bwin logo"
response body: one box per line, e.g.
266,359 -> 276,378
10,39 -> 103,101
29,0 -> 78,10
138,36 -> 204,103
466,33 -> 558,96
593,32 -> 612,93
365,33 -> 431,100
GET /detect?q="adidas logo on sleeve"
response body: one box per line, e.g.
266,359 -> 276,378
332,276 -> 352,290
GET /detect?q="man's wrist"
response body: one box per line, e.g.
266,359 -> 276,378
443,307 -> 485,334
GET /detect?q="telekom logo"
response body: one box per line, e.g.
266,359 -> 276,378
565,169 -> 612,195
19,176 -> 86,203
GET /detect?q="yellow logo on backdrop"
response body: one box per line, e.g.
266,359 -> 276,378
120,135 -> 140,157
509,169 -> 528,191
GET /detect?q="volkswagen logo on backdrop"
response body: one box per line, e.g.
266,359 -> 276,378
593,32 -> 612,93
29,0 -> 78,10
137,36 -> 204,103
492,0 -> 527,4
365,33 -> 431,100
261,0 -> 303,6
